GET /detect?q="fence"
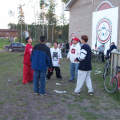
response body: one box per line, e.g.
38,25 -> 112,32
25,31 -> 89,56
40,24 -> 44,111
111,49 -> 120,75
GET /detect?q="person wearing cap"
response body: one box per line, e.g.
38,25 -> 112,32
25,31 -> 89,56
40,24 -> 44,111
67,37 -> 81,82
23,37 -> 33,85
73,35 -> 93,95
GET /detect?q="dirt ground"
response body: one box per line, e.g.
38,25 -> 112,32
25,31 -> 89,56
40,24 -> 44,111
0,52 -> 120,120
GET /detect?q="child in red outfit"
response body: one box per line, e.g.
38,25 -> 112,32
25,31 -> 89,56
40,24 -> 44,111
23,37 -> 33,85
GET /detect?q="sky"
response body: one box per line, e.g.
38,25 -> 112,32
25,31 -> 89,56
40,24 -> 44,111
0,0 -> 69,29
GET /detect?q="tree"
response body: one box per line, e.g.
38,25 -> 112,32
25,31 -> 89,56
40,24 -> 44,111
61,0 -> 69,4
18,4 -> 25,42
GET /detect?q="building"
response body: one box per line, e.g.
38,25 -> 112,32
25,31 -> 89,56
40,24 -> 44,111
65,0 -> 120,50
0,29 -> 19,39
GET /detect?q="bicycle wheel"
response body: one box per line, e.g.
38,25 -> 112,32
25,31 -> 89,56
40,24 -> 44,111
103,63 -> 107,79
104,75 -> 118,93
97,55 -> 102,63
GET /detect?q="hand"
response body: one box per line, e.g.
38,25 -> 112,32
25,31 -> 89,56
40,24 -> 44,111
58,61 -> 60,64
67,58 -> 69,61
74,58 -> 77,62
49,68 -> 52,72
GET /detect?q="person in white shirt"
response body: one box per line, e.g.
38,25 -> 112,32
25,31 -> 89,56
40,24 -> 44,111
67,37 -> 81,82
46,42 -> 62,80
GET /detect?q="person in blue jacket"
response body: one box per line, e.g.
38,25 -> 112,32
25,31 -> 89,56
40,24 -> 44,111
31,36 -> 52,96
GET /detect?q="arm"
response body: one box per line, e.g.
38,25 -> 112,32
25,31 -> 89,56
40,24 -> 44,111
75,49 -> 87,62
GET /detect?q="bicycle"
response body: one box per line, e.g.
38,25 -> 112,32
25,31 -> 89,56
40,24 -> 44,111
103,56 -> 110,79
104,66 -> 120,93
91,50 -> 102,63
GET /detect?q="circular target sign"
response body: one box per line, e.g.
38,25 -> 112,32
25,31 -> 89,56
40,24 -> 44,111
96,18 -> 112,43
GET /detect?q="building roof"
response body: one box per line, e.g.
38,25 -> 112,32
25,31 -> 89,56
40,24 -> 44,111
65,0 -> 114,11
0,29 -> 19,32
65,0 -> 76,11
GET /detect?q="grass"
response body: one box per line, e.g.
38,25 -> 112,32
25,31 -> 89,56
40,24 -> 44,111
0,52 -> 120,120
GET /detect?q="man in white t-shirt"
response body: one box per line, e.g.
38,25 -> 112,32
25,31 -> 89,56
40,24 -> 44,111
67,37 -> 81,82
46,42 -> 62,80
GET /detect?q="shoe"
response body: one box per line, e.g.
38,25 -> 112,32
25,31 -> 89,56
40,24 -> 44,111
25,83 -> 30,85
46,77 -> 50,80
40,94 -> 46,96
72,92 -> 80,95
89,92 -> 94,96
68,79 -> 75,82
35,92 -> 39,95
58,78 -> 62,80
29,81 -> 33,84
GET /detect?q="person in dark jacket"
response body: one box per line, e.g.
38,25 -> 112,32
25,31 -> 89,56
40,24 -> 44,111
106,42 -> 117,57
31,36 -> 52,95
73,35 -> 94,95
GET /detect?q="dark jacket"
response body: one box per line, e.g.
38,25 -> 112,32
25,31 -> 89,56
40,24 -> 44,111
110,44 -> 117,52
78,44 -> 92,71
31,43 -> 52,71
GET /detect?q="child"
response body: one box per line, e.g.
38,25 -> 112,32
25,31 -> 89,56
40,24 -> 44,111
46,42 -> 62,80
73,35 -> 94,95
67,37 -> 81,82
23,37 -> 33,85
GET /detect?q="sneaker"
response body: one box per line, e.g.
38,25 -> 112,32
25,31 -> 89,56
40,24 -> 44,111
46,77 -> 50,80
68,79 -> 75,82
25,83 -> 30,85
29,81 -> 33,84
40,94 -> 46,96
72,92 -> 80,95
89,92 -> 94,96
58,78 -> 62,80
35,92 -> 39,95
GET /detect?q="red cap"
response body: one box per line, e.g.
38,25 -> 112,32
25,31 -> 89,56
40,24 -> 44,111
72,37 -> 79,42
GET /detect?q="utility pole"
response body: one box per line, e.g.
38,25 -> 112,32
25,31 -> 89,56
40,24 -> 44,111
34,0 -> 36,42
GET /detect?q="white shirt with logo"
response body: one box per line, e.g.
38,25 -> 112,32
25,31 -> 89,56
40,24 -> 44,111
67,43 -> 81,63
50,47 -> 62,67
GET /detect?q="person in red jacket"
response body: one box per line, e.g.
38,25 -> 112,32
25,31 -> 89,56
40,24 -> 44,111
23,37 -> 33,85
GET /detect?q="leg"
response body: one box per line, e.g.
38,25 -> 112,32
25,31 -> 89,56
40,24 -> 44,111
102,53 -> 104,62
28,66 -> 33,82
70,63 -> 75,80
23,64 -> 29,84
39,71 -> 46,94
46,67 -> 54,79
74,70 -> 87,93
85,71 -> 93,93
75,63 -> 79,79
55,67 -> 62,78
33,70 -> 40,93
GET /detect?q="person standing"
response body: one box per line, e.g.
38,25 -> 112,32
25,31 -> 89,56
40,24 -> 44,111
73,35 -> 93,95
97,44 -> 105,62
67,37 -> 81,82
23,37 -> 33,85
31,36 -> 52,95
46,42 -> 62,80
46,40 -> 52,48
65,41 -> 70,55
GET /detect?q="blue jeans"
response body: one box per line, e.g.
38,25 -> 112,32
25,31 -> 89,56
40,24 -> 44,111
33,70 -> 46,94
70,63 -> 79,80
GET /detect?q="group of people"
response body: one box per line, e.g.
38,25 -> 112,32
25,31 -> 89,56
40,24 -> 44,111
22,35 -> 96,96
97,42 -> 117,62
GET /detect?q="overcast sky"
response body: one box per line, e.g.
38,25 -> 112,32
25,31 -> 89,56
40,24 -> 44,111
0,0 -> 69,29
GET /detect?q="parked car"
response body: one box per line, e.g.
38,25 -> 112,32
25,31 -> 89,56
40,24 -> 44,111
3,42 -> 26,52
